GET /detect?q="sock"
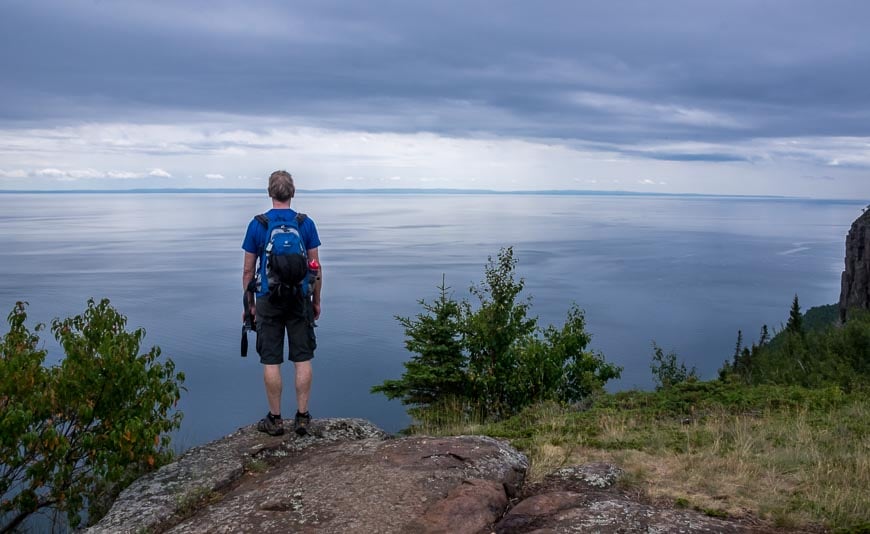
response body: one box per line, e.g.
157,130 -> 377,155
268,412 -> 281,422
296,410 -> 309,417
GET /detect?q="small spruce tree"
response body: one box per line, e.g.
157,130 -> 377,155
759,324 -> 770,345
786,294 -> 804,335
732,330 -> 743,368
734,330 -> 743,359
738,346 -> 753,382
370,276 -> 466,420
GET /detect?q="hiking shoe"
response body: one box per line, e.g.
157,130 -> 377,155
294,411 -> 311,436
257,413 -> 284,436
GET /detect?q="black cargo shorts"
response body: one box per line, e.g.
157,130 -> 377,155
255,295 -> 316,364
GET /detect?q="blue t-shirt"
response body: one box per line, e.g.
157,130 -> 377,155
242,208 -> 322,256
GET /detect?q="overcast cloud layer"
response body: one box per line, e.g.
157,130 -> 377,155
1,0 -> 868,196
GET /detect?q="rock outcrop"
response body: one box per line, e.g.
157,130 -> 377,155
495,464 -> 779,533
86,418 -> 527,534
88,419 -> 784,533
840,208 -> 870,322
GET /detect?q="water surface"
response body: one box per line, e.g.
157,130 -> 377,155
0,192 -> 859,447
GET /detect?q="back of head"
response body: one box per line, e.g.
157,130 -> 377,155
268,170 -> 295,202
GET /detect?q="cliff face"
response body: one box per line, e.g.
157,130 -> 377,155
839,209 -> 870,322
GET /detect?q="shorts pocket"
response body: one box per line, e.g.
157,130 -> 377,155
308,324 -> 317,351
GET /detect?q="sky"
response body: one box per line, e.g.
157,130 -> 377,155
1,0 -> 869,197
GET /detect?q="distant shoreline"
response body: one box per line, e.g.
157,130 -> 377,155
0,187 -> 863,203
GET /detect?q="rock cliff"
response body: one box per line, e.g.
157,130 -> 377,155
87,419 -> 783,533
840,208 -> 870,322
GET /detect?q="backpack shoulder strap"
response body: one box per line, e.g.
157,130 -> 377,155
258,213 -> 304,227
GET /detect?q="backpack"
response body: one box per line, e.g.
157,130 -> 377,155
255,212 -> 310,301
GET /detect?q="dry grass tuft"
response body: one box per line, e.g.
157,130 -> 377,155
408,386 -> 868,530
425,388 -> 870,531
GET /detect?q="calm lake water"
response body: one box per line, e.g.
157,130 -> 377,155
0,192 -> 861,448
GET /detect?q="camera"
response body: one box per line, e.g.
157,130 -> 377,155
241,292 -> 257,357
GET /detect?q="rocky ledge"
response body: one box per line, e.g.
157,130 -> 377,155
87,418 -> 783,533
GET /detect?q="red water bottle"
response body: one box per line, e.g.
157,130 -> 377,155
307,259 -> 320,296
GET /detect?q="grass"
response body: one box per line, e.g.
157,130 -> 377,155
245,458 -> 269,474
174,486 -> 221,519
409,381 -> 870,531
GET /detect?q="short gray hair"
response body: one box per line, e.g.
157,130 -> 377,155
268,170 -> 295,201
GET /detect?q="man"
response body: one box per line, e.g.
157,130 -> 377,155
242,170 -> 322,436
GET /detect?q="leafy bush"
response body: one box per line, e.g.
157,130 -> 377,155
372,247 -> 621,423
650,342 -> 698,390
0,299 -> 185,531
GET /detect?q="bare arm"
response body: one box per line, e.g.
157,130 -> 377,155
308,248 -> 322,320
243,252 -> 257,291
243,252 -> 257,319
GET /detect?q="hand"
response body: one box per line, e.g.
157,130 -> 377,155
312,302 -> 321,320
242,305 -> 256,323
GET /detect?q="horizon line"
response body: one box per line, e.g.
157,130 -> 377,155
0,187 -> 864,203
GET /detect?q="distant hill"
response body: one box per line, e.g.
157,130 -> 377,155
767,303 -> 839,347
0,187 -> 847,200
803,303 -> 840,331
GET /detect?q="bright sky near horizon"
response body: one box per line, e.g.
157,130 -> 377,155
1,1 -> 869,198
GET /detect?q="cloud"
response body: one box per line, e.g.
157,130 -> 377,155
106,171 -> 140,179
2,1 -> 869,149
149,168 -> 172,178
67,169 -> 105,179
16,167 -> 158,181
568,92 -> 746,130
0,120 -> 868,197
35,168 -> 66,177
641,152 -> 747,162
0,169 -> 29,179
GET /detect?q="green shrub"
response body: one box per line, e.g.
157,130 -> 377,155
650,342 -> 697,391
373,247 -> 621,424
0,299 -> 185,531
